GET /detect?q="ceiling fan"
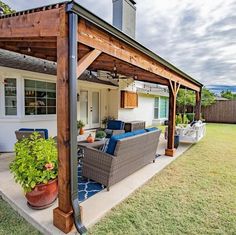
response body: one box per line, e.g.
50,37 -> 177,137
106,63 -> 127,80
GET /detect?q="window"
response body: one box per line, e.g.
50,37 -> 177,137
4,78 -> 17,116
24,79 -> 56,115
154,97 -> 159,119
160,97 -> 168,118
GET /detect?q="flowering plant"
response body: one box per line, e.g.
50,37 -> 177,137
10,132 -> 58,193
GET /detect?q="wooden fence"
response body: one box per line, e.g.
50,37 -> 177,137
202,100 -> 236,123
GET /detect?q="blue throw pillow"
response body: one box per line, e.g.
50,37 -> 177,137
145,127 -> 158,132
106,132 -> 134,155
101,139 -> 110,152
132,129 -> 146,135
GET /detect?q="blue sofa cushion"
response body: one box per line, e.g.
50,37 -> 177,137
35,129 -> 49,139
145,127 -> 158,132
132,129 -> 146,135
106,132 -> 134,155
107,120 -> 125,130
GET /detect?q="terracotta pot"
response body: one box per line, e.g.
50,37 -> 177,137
25,178 -> 58,209
79,128 -> 85,135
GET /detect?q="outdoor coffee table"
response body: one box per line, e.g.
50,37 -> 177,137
77,139 -> 106,162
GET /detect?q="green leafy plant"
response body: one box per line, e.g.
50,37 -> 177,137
77,120 -> 85,129
95,130 -> 106,139
182,114 -> 189,124
9,132 -> 58,193
175,114 -> 182,126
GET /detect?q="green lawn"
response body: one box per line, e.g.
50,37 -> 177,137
0,124 -> 235,235
0,197 -> 41,235
90,124 -> 236,235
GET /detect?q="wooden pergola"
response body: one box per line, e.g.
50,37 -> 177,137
0,1 -> 203,234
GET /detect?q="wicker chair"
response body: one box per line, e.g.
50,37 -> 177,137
82,129 -> 161,190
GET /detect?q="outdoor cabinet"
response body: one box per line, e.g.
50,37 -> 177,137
120,90 -> 138,108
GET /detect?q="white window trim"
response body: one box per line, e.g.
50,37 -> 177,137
22,77 -> 56,119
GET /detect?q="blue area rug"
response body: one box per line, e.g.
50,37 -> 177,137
78,165 -> 105,203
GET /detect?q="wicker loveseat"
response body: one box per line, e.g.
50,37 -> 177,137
82,128 -> 161,190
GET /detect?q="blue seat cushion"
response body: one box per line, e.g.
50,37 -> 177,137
35,129 -> 49,139
145,127 -> 158,132
107,120 -> 124,130
132,129 -> 146,135
106,132 -> 134,155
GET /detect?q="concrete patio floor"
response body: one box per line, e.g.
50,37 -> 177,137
0,135 -> 191,235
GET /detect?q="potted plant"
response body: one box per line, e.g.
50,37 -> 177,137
95,130 -> 106,140
77,120 -> 85,135
10,132 -> 58,209
101,115 -> 115,128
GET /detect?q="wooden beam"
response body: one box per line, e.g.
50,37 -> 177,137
77,49 -> 101,77
165,89 -> 177,157
53,7 -> 74,234
165,80 -> 180,157
78,19 -> 201,92
0,8 -> 61,38
195,89 -> 202,120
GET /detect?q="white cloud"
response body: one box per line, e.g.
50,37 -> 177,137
3,0 -> 236,86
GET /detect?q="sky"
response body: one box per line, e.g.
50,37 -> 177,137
3,0 -> 236,87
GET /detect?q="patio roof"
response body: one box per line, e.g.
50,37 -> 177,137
0,48 -> 117,86
0,1 -> 203,234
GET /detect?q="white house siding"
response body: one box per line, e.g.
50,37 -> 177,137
0,66 -> 57,152
118,93 -> 155,126
0,67 -> 115,152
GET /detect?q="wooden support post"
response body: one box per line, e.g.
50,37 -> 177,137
53,8 -> 74,234
195,89 -> 202,120
165,80 -> 180,157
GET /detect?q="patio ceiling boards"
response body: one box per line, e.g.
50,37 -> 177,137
0,1 -> 203,234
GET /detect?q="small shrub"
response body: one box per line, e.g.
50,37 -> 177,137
176,114 -> 182,125
77,120 -> 85,129
10,132 -> 58,193
96,130 -> 106,139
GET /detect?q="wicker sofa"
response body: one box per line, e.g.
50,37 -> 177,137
82,128 -> 161,190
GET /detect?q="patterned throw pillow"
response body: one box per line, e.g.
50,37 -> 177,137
101,139 -> 110,152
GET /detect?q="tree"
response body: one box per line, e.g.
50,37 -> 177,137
0,1 -> 15,14
221,90 -> 236,100
201,87 -> 216,107
177,87 -> 215,113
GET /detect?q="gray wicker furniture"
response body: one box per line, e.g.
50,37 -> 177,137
82,129 -> 161,190
15,130 -> 45,141
124,121 -> 146,132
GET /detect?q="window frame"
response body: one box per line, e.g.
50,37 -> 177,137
23,78 -> 56,117
154,96 -> 159,119
4,77 -> 18,117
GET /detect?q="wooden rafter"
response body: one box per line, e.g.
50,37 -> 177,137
78,19 -> 200,92
77,49 -> 102,77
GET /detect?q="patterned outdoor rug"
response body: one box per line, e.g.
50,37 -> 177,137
78,165 -> 105,203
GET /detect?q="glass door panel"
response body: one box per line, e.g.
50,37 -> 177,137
92,91 -> 100,127
80,90 -> 88,126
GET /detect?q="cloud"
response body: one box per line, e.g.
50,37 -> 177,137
3,0 -> 236,86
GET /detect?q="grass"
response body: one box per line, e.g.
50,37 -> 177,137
89,123 -> 236,235
0,196 -> 41,235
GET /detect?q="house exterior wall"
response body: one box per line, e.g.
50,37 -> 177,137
0,66 -> 57,152
0,67 -> 115,152
117,80 -> 169,126
0,66 -> 169,151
